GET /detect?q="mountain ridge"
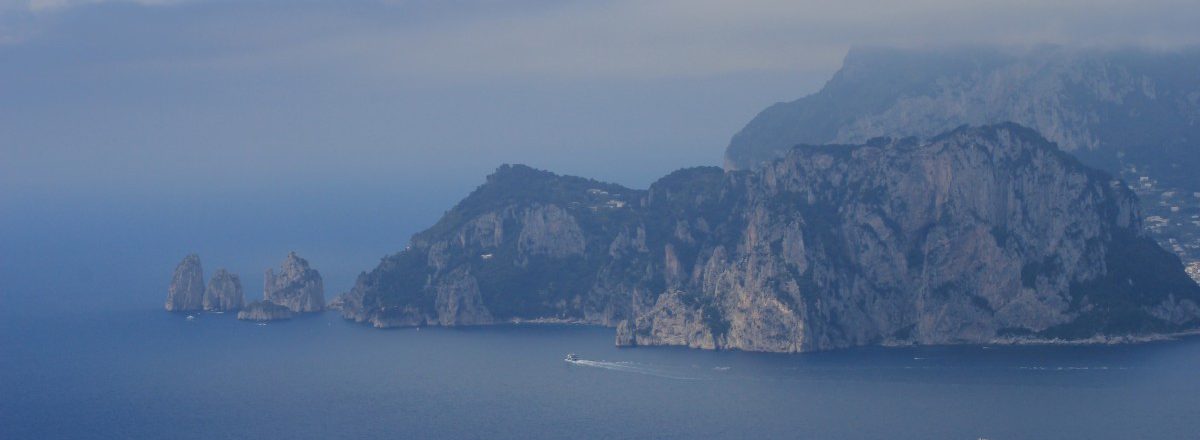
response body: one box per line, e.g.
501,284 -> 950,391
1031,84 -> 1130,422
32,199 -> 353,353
336,124 -> 1200,352
725,46 -> 1200,190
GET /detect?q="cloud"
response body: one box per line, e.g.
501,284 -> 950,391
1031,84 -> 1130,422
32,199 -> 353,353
21,0 -> 183,13
3,0 -> 1199,197
5,0 -> 1200,78
0,0 -> 183,45
160,0 -> 1200,80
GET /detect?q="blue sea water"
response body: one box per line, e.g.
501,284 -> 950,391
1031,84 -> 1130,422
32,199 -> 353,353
3,308 -> 1200,439
3,194 -> 1200,439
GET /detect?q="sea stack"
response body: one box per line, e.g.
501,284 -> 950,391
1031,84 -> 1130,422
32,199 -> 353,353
203,269 -> 245,312
165,254 -> 205,312
264,252 -> 324,312
615,320 -> 636,347
237,300 -> 293,321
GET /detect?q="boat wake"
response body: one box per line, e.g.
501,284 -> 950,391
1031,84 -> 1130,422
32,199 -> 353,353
566,359 -> 701,380
1015,365 -> 1127,371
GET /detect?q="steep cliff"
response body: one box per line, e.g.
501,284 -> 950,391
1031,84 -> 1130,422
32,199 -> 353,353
340,125 -> 1200,352
165,254 -> 205,312
203,269 -> 244,312
264,252 -> 324,313
339,165 -> 645,328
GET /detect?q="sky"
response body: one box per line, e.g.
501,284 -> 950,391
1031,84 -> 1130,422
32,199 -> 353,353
5,0 -> 1200,198
2,0 -> 1199,308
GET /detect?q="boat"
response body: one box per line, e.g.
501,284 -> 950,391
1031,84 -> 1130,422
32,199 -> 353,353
565,353 -> 580,362
185,315 -> 196,321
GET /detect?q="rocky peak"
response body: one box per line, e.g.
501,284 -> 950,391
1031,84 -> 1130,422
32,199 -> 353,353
203,269 -> 244,312
165,254 -> 204,312
264,252 -> 324,313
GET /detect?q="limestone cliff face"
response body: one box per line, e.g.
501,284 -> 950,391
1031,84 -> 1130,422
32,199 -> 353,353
341,125 -> 1200,352
237,300 -> 293,321
165,254 -> 205,312
203,269 -> 244,312
641,124 -> 1195,351
264,252 -> 324,313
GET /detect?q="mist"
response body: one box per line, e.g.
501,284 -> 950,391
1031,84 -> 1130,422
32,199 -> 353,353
3,0 -> 1199,311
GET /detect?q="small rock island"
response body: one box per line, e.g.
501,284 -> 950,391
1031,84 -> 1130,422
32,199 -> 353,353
165,254 -> 205,312
203,268 -> 245,312
166,254 -> 247,313
237,300 -> 294,321
264,251 -> 325,313
235,252 -> 325,322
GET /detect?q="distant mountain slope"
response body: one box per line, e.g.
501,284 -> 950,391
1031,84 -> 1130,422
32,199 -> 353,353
338,125 -> 1200,352
725,46 -> 1200,191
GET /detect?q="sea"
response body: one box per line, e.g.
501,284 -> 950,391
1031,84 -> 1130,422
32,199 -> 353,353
3,193 -> 1200,439
3,309 -> 1200,439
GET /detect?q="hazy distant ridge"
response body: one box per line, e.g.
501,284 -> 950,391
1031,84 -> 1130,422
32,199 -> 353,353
725,46 -> 1200,191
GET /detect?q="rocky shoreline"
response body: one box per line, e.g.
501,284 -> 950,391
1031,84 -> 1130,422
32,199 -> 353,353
314,314 -> 1200,350
985,329 -> 1200,347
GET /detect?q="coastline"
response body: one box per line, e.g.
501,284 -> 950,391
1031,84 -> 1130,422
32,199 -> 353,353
327,310 -> 1200,353
985,329 -> 1200,347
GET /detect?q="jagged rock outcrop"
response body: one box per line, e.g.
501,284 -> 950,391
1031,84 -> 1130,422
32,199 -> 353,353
340,125 -> 1200,352
725,46 -> 1200,190
236,300 -> 293,321
326,293 -> 348,311
433,267 -> 494,325
339,165 -> 645,328
632,290 -> 719,350
264,252 -> 324,313
203,269 -> 244,312
165,254 -> 205,312
615,320 -> 636,347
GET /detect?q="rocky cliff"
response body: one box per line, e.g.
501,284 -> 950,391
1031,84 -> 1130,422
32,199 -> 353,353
203,269 -> 244,312
339,124 -> 1200,352
165,254 -> 205,312
264,252 -> 325,313
725,45 -> 1200,275
237,300 -> 293,321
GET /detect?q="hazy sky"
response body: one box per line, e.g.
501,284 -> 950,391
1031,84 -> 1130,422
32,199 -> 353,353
3,0 -> 1199,308
5,0 -> 1200,200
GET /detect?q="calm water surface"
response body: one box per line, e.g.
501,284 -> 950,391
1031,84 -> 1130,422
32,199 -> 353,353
3,308 -> 1199,439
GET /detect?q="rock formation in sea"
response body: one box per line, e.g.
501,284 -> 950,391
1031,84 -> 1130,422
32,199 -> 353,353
337,124 -> 1200,352
203,269 -> 244,312
165,254 -> 205,312
614,320 -> 636,347
325,293 -> 347,311
264,252 -> 324,313
236,300 -> 294,321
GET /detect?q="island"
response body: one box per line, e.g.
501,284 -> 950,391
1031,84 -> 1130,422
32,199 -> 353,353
334,124 -> 1200,352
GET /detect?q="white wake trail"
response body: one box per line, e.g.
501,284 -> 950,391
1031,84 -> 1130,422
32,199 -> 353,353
566,359 -> 702,380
